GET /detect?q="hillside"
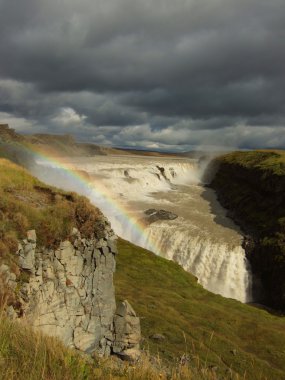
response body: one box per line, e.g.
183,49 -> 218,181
115,238 -> 285,380
1,234 -> 285,380
0,311 -> 233,380
1,152 -> 285,379
0,157 -> 235,380
209,150 -> 285,309
24,133 -> 125,157
0,158 -> 105,258
0,123 -> 130,157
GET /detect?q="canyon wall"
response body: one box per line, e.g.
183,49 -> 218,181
209,151 -> 285,309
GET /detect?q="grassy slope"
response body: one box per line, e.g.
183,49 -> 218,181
1,236 -> 285,380
0,157 -> 108,314
115,238 -> 285,380
0,313 -> 227,380
1,152 -> 285,379
0,158 -> 104,259
220,150 -> 285,176
0,317 -> 98,380
0,316 -> 179,380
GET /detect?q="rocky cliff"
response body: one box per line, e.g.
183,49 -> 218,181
2,227 -> 141,360
0,157 -> 140,360
209,151 -> 285,309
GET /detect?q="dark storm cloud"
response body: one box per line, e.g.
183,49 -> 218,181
0,0 -> 284,149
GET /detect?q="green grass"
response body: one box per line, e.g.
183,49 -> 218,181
219,150 -> 285,176
115,238 -> 285,380
0,316 -> 97,380
0,312 -> 226,380
210,150 -> 285,233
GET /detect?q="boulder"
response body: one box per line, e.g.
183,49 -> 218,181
5,223 -> 141,360
8,225 -> 119,357
144,209 -> 178,224
113,300 -> 141,361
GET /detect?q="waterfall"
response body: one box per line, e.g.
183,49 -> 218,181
66,157 -> 199,201
30,155 -> 252,303
139,222 -> 252,302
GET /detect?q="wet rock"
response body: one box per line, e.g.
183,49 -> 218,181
144,209 -> 178,223
145,209 -> 157,215
156,165 -> 168,181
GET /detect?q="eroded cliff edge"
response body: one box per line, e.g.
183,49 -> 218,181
0,158 -> 140,360
208,151 -> 285,310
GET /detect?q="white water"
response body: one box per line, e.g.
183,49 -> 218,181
31,155 -> 252,303
140,223 -> 251,301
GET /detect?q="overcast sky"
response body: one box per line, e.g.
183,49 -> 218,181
0,0 -> 284,151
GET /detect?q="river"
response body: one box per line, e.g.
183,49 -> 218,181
32,154 -> 252,303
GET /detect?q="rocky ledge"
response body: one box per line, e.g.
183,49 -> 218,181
1,223 -> 141,361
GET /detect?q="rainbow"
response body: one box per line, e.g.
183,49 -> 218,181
23,144 -> 160,255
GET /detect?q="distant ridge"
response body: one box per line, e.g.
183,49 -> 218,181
0,124 -> 182,157
0,123 -> 24,142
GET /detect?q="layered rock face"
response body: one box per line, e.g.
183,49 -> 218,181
4,222 -> 141,358
209,153 -> 285,309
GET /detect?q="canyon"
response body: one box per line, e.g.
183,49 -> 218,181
31,155 -> 252,303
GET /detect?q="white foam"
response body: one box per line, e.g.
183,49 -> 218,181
31,155 -> 252,303
139,222 -> 252,302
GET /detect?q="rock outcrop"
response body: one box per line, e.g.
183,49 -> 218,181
113,300 -> 141,361
4,224 -> 141,358
144,209 -> 178,224
0,146 -> 140,358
